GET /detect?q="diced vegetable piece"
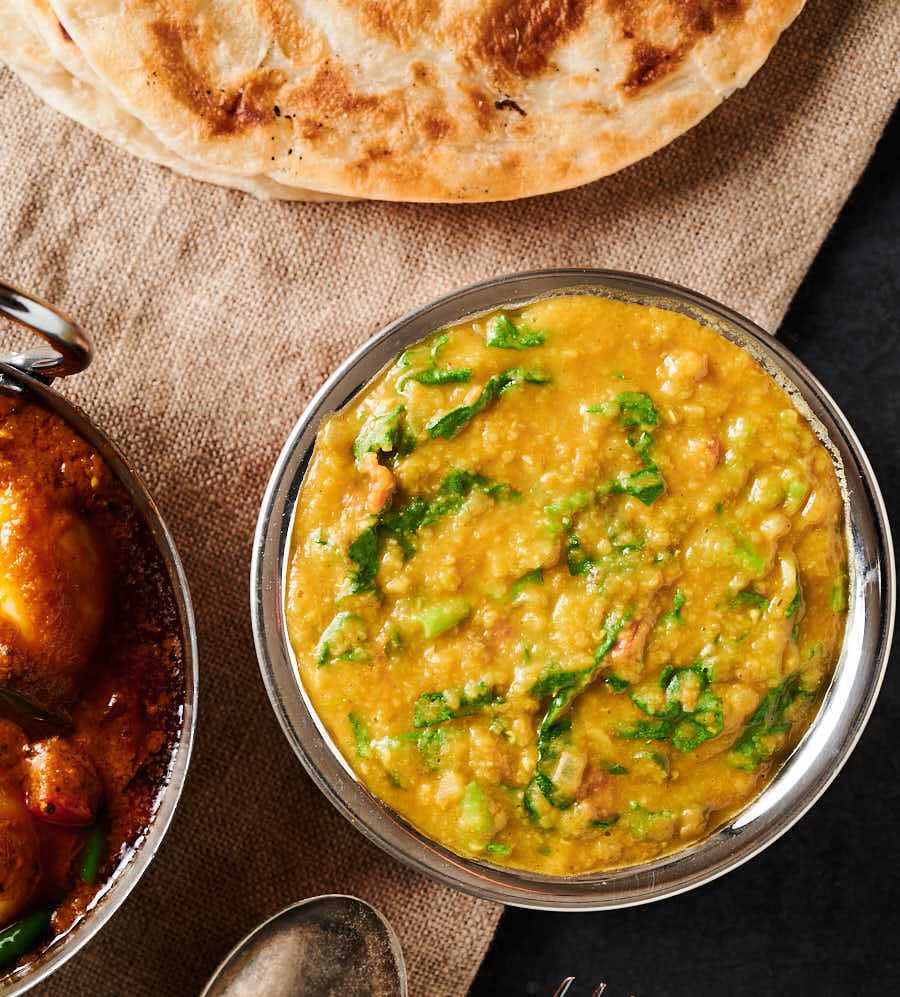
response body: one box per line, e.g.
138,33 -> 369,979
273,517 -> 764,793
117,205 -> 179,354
606,763 -> 628,775
485,841 -> 510,856
316,612 -> 368,665
783,478 -> 809,515
348,713 -> 371,758
728,525 -> 765,573
460,782 -> 493,844
418,597 -> 471,639
0,905 -> 52,968
551,749 -> 587,799
426,367 -> 550,440
486,314 -> 546,350
352,406 -> 405,463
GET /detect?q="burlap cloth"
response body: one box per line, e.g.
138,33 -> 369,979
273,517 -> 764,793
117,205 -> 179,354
0,1 -> 897,993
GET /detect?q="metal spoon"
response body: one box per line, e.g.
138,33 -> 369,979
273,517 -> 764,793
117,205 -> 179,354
200,895 -> 407,997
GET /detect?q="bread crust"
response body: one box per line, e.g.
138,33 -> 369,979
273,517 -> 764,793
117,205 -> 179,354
38,0 -> 805,200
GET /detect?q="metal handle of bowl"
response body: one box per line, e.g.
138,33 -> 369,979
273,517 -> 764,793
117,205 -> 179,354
0,280 -> 91,380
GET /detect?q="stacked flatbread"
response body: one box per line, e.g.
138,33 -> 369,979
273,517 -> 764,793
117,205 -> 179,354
1,0 -> 805,202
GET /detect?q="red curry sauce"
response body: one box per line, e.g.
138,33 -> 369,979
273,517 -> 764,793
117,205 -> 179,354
0,393 -> 183,965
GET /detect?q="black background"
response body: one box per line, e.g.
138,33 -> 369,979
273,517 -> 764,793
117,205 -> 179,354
470,108 -> 899,997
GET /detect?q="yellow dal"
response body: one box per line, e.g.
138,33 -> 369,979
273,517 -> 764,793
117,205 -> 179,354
286,295 -> 847,875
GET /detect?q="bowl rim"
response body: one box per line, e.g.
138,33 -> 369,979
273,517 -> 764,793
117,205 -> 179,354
251,267 -> 894,911
0,363 -> 199,990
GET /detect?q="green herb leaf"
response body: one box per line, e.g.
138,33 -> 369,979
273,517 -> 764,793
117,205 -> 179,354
728,673 -> 812,771
486,313 -> 546,350
413,681 -> 501,728
618,663 -> 723,752
347,526 -> 380,594
352,406 -> 406,463
426,367 -> 550,440
348,713 -> 371,758
730,589 -> 770,611
511,568 -> 543,598
616,391 -> 659,429
659,589 -> 686,628
316,612 -> 369,665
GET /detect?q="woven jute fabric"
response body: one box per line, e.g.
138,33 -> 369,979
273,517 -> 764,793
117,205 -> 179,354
0,1 -> 897,994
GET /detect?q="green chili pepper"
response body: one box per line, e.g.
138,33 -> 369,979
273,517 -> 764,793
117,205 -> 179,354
80,824 -> 106,885
0,905 -> 53,967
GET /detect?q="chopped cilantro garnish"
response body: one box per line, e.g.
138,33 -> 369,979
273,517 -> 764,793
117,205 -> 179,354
786,586 -> 802,618
604,674 -> 630,694
486,313 -> 546,350
486,841 -> 511,856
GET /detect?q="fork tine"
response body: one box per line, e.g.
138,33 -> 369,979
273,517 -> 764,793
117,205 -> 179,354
591,985 -> 608,997
551,978 -> 576,997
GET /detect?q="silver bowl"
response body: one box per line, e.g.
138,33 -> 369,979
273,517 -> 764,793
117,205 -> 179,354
0,282 -> 198,991
251,269 -> 894,911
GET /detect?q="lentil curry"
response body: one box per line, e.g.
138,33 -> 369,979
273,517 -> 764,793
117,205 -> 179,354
0,394 -> 183,967
286,295 -> 847,875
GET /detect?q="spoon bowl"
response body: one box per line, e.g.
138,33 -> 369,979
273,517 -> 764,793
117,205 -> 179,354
200,895 -> 407,997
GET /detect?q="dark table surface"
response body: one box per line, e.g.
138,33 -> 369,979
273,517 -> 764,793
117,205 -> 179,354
470,107 -> 899,997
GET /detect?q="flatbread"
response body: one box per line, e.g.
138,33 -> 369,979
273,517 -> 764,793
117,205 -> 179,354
46,0 -> 805,202
0,0 -> 341,200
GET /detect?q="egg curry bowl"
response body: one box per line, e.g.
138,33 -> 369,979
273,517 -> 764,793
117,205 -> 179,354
253,270 -> 893,909
0,285 -> 195,990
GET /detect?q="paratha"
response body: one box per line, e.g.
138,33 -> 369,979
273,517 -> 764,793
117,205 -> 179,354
0,0 -> 341,200
44,0 -> 805,202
